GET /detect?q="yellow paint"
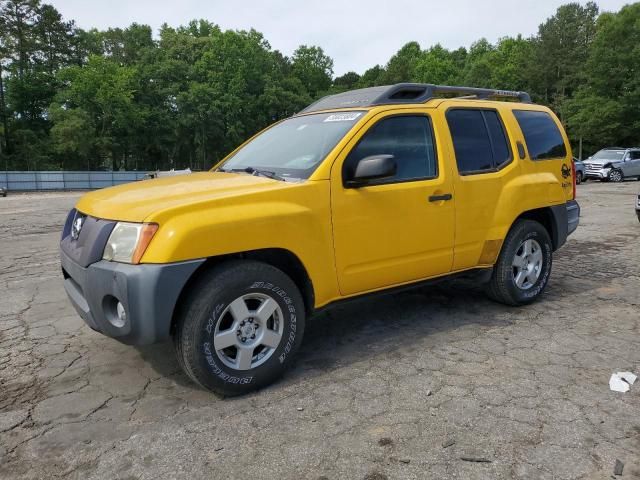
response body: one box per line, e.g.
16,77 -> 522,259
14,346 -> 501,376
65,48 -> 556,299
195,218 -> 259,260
74,97 -> 573,309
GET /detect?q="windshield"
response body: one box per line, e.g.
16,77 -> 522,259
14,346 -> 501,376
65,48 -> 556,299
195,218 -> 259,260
219,111 -> 364,180
591,149 -> 625,160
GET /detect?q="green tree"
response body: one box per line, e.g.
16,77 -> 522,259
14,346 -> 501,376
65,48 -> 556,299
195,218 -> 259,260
415,44 -> 461,85
55,55 -> 138,169
357,65 -> 385,87
291,45 -> 333,98
332,71 -> 360,92
49,104 -> 94,167
530,2 -> 599,110
382,41 -> 421,83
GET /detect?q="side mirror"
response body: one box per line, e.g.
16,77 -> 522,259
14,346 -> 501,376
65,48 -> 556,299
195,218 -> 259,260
345,155 -> 397,188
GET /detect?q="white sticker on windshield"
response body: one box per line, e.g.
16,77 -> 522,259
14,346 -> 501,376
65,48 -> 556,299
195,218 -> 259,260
324,112 -> 362,122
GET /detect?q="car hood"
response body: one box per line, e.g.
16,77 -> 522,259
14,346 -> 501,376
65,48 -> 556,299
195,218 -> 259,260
584,159 -> 618,167
75,172 -> 292,222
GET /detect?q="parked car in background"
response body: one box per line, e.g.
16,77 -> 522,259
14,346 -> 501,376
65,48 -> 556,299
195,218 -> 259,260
144,168 -> 192,180
573,158 -> 585,184
583,148 -> 640,182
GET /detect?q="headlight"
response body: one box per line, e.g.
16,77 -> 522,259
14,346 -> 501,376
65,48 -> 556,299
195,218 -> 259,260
103,222 -> 158,264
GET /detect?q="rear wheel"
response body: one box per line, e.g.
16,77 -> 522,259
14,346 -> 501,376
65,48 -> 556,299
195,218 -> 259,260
174,260 -> 305,396
486,220 -> 552,306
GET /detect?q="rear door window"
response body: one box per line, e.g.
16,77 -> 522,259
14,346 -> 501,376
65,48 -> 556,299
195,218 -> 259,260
513,110 -> 567,160
446,109 -> 512,175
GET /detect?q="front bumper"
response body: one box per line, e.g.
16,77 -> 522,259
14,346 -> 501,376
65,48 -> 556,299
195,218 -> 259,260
584,167 -> 610,179
61,248 -> 204,345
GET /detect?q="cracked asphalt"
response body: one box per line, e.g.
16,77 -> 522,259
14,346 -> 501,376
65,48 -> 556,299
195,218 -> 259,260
1,183 -> 639,480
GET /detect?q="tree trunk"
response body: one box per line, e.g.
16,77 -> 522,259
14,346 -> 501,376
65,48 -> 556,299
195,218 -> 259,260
0,63 -> 11,154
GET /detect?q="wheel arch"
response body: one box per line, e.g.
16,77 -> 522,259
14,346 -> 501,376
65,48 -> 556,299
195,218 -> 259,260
169,248 -> 315,336
513,206 -> 563,251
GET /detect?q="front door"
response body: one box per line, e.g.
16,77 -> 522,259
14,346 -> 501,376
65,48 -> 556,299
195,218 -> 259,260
330,111 -> 455,296
624,150 -> 640,176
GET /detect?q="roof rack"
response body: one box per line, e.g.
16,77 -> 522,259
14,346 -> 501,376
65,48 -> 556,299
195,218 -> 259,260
299,83 -> 532,114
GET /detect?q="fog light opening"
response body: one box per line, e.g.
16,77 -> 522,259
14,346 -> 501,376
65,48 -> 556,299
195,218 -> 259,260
104,295 -> 127,328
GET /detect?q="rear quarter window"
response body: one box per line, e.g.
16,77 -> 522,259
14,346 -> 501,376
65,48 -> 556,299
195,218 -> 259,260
513,110 -> 567,160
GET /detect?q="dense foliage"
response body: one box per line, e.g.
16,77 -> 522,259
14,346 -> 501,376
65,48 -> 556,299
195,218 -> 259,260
0,0 -> 638,171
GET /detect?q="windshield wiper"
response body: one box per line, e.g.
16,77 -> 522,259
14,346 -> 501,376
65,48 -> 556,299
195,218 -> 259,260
242,167 -> 286,181
217,166 -> 286,181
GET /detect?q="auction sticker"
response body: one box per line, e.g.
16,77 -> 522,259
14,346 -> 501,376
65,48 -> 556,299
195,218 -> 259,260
324,112 -> 362,122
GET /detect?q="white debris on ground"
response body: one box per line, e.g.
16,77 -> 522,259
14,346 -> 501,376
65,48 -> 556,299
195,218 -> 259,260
609,371 -> 637,393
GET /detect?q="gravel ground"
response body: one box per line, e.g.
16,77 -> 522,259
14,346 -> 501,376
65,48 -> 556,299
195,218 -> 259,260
0,183 -> 639,480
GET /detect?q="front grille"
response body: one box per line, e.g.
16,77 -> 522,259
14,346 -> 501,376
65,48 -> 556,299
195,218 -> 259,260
60,212 -> 116,268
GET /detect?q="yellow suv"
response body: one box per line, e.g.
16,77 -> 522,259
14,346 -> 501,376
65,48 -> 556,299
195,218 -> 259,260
60,83 -> 580,395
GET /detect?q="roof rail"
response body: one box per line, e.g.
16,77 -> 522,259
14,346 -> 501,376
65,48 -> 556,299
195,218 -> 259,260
299,83 -> 532,114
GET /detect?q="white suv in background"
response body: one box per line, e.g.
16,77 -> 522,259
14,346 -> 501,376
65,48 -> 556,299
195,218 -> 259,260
583,148 -> 640,182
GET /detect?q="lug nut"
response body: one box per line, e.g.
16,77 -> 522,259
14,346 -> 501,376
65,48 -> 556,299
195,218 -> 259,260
241,337 -> 247,342
248,318 -> 253,323
251,334 -> 256,339
236,330 -> 241,335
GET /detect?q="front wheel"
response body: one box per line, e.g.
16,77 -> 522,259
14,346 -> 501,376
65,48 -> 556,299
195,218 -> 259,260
485,220 -> 553,306
576,172 -> 583,185
174,260 -> 305,396
608,169 -> 623,182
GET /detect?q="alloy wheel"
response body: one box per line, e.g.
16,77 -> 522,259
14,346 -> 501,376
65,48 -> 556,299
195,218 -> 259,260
609,170 -> 623,182
512,239 -> 543,290
213,293 -> 284,370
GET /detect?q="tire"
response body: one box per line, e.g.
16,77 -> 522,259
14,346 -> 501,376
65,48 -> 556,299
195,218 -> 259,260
608,169 -> 623,182
576,172 -> 583,185
485,220 -> 553,306
173,260 -> 306,396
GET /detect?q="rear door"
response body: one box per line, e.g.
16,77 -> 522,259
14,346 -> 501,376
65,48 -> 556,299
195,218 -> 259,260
442,104 -> 518,270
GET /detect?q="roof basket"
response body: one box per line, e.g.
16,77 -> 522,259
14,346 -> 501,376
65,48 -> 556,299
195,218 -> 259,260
299,83 -> 532,114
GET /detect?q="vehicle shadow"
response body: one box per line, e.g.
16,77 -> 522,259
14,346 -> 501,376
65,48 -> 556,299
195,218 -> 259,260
134,277 -> 517,393
289,278 -> 515,380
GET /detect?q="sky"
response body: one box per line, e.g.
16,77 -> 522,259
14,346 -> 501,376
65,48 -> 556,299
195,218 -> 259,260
47,0 -> 631,76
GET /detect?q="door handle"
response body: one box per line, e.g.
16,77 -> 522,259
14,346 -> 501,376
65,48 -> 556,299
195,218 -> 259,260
428,193 -> 453,202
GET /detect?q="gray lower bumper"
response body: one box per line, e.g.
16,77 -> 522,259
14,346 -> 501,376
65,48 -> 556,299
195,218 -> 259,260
61,249 -> 204,345
549,200 -> 580,250
567,200 -> 580,236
